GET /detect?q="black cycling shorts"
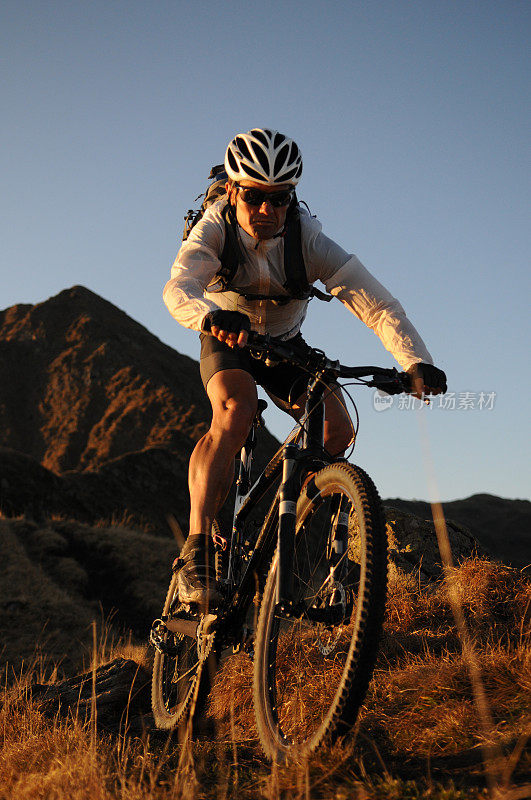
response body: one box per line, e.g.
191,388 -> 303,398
199,332 -> 312,405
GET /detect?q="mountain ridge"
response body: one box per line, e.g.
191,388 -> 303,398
384,493 -> 530,568
0,285 -> 211,472
1,286 -> 528,565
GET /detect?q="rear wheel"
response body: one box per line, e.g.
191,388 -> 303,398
253,462 -> 387,760
151,531 -> 219,730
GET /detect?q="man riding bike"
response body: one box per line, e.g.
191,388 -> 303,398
163,128 -> 446,606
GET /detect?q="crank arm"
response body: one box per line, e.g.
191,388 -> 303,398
162,612 -> 217,640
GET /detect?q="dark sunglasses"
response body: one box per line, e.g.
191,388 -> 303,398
235,185 -> 294,208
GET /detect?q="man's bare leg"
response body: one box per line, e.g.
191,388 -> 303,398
286,387 -> 354,458
188,368 -> 258,534
178,369 -> 258,604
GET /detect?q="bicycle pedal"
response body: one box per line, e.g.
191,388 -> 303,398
149,619 -> 175,655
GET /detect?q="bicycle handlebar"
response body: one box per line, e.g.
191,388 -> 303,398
244,331 -> 411,395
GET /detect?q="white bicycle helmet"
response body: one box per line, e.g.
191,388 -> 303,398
225,128 -> 303,186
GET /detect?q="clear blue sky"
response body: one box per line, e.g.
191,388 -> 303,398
1,0 -> 529,502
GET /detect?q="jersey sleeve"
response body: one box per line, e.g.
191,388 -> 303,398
162,203 -> 226,331
301,213 -> 434,370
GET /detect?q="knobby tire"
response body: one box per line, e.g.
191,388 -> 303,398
252,462 -> 388,760
151,532 -> 219,731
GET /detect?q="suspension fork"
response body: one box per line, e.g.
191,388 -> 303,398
328,494 -> 350,581
303,377 -> 351,586
276,379 -> 328,610
276,443 -> 298,609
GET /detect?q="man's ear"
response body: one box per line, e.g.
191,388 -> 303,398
225,181 -> 236,206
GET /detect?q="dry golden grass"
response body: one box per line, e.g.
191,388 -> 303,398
1,557 -> 529,799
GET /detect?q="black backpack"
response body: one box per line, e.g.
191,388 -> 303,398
182,165 -> 331,305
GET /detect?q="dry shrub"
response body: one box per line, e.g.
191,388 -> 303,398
93,511 -> 152,533
385,557 -> 531,645
448,559 -> 531,627
0,659 -> 198,800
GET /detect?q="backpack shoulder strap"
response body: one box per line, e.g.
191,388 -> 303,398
217,203 -> 245,290
282,207 -> 310,299
282,206 -> 332,302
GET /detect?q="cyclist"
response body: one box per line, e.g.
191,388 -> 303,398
163,128 -> 447,605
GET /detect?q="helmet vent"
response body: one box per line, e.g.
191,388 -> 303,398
240,163 -> 267,181
235,136 -> 253,161
251,129 -> 269,147
227,150 -> 239,173
253,144 -> 270,175
277,165 -> 298,183
274,143 -> 290,176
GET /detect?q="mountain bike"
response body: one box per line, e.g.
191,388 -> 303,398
150,332 -> 410,760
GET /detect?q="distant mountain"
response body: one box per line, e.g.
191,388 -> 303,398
0,285 -> 216,472
0,286 -> 280,533
0,286 -> 527,566
384,494 -> 530,569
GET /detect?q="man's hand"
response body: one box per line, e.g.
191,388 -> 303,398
202,310 -> 251,349
407,362 -> 447,398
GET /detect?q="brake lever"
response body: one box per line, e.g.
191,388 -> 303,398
368,370 -> 410,395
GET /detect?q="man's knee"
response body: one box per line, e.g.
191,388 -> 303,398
207,369 -> 258,446
217,395 -> 257,437
324,394 -> 354,455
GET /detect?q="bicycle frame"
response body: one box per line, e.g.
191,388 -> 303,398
222,372 -> 335,627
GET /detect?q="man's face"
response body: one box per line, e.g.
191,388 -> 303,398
226,180 -> 293,240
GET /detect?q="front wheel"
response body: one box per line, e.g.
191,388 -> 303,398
253,462 -> 387,760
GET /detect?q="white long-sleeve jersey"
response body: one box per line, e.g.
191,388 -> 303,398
163,199 -> 433,371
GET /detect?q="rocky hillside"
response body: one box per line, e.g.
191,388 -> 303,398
385,494 -> 530,569
0,286 -> 280,533
0,286 -> 209,472
0,516 -> 176,675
